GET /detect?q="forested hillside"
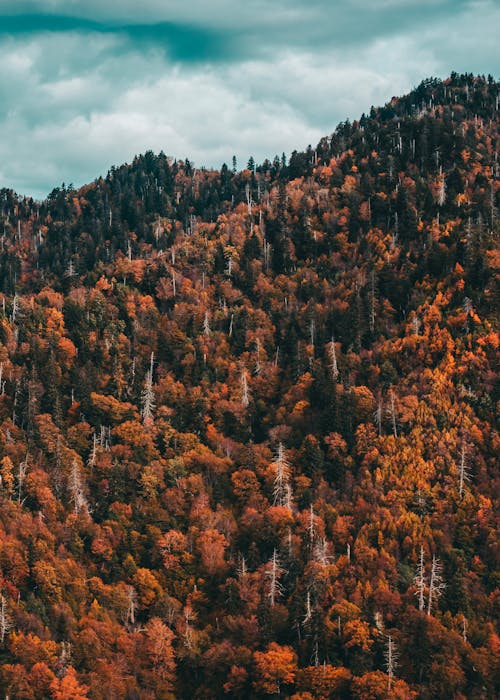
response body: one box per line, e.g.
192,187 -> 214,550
0,73 -> 498,699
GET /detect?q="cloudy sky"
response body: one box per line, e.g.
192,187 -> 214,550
0,0 -> 498,199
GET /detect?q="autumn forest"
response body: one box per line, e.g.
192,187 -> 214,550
0,73 -> 498,699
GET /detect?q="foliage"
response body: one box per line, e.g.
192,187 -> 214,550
0,74 -> 497,698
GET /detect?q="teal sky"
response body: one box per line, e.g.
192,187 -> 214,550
0,0 -> 498,199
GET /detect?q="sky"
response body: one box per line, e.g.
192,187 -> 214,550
0,0 -> 498,199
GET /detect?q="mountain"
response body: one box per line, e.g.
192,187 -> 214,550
0,73 -> 497,699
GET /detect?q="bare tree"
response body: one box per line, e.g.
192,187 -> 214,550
141,352 -> 155,423
437,175 -> 447,207
273,443 -> 291,508
126,585 -> 137,627
17,454 -> 29,505
328,337 -> 339,382
65,259 -> 76,279
203,311 -> 211,336
284,483 -> 293,512
182,606 -> 195,650
254,338 -> 262,375
308,504 -> 316,544
369,271 -> 377,332
237,555 -> 247,580
388,389 -> 398,438
68,459 -> 89,516
458,443 -> 472,498
240,367 -> 250,407
385,635 -> 398,691
303,590 -> 312,625
414,546 -> 426,612
0,594 -> 12,644
427,555 -> 445,616
412,314 -> 421,335
313,538 -> 331,566
245,183 -> 253,214
58,641 -> 72,678
88,433 -> 98,472
11,292 -> 19,324
266,549 -> 284,607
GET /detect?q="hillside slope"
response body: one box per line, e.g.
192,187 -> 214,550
0,73 -> 498,699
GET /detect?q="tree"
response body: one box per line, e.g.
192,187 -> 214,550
17,453 -> 29,504
266,549 -> 285,607
457,443 -> 471,498
50,666 -> 90,699
384,635 -> 398,691
143,617 -> 176,690
329,337 -> 340,381
141,352 -> 156,423
414,547 -> 426,612
68,459 -> 89,516
427,555 -> 445,616
352,670 -> 416,699
297,665 -> 352,698
197,528 -> 228,575
240,367 -> 251,407
0,594 -> 13,644
253,643 -> 297,695
437,175 -> 446,207
272,443 -> 291,508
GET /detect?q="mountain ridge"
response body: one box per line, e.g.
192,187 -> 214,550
0,72 -> 497,699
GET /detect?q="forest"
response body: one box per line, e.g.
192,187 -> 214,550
0,72 -> 497,698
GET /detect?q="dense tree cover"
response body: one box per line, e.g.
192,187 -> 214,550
0,74 -> 498,698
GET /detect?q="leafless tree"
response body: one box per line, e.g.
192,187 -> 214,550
68,459 -> 89,516
273,443 -> 291,508
458,443 -> 472,498
414,546 -> 426,612
141,352 -> 155,423
328,337 -> 339,382
240,367 -> 250,407
427,555 -> 445,616
266,549 -> 285,607
385,635 -> 399,691
0,595 -> 12,644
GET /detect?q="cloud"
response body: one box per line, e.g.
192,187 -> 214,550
0,1 -> 477,59
0,0 -> 497,198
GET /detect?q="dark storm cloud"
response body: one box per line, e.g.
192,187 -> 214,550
0,1 -> 477,60
0,14 -> 232,63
